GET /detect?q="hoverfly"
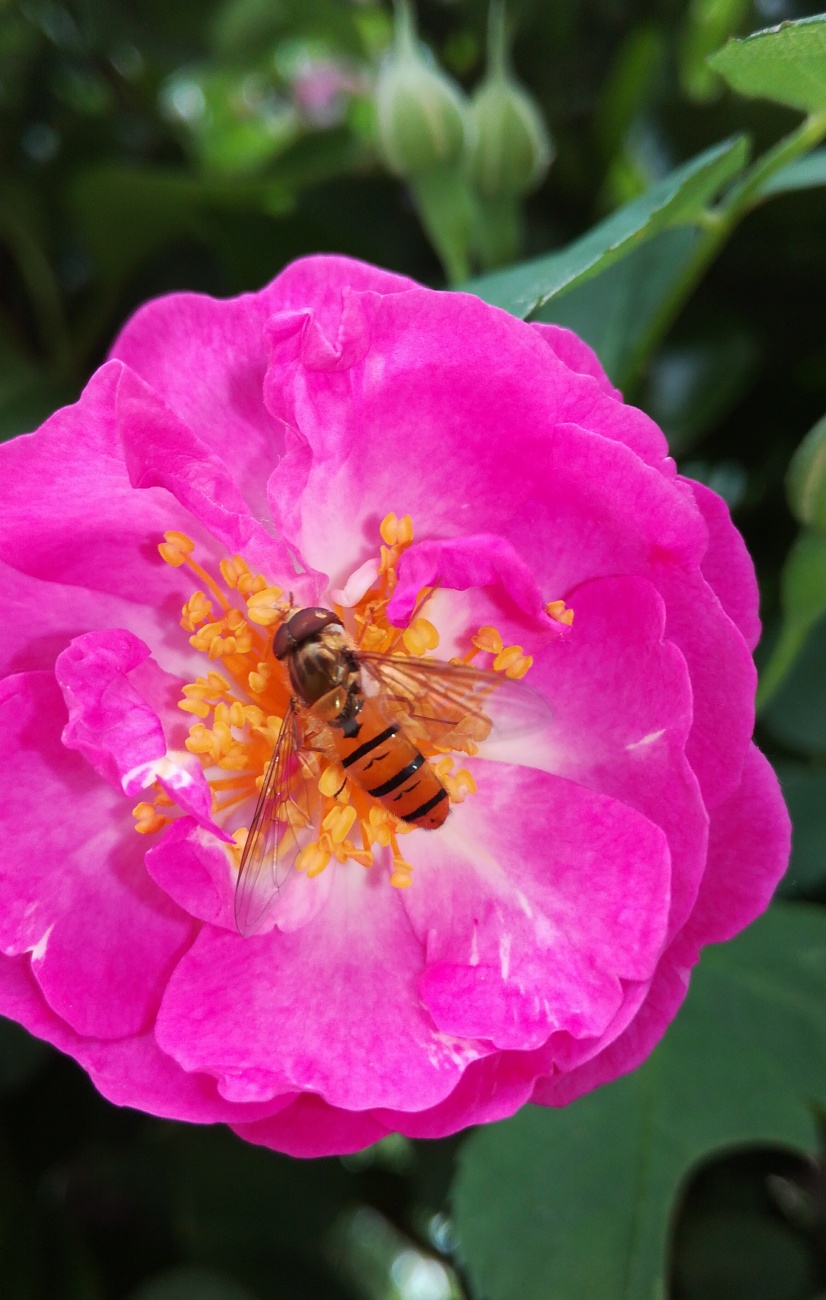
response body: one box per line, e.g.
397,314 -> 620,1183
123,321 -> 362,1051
234,606 -> 550,935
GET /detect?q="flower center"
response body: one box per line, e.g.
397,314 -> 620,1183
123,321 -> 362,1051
135,514 -> 566,889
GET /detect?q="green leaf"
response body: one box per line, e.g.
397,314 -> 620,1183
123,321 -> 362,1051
464,137 -> 748,319
409,163 -> 474,285
532,227 -> 701,388
708,15 -> 826,115
759,146 -> 826,196
774,762 -> 826,897
453,904 -> 826,1300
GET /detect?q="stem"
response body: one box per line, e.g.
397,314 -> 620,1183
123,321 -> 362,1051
393,0 -> 417,55
719,108 -> 826,223
625,109 -> 826,396
487,0 -> 509,79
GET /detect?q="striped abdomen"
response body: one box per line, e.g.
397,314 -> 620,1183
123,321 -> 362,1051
334,698 -> 449,829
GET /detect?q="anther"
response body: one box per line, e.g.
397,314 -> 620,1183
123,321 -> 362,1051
132,802 -> 168,834
473,625 -> 504,655
246,587 -> 287,626
546,599 -> 574,627
296,840 -> 332,877
158,531 -> 195,566
493,644 -> 533,678
380,512 -> 414,548
402,617 -> 439,657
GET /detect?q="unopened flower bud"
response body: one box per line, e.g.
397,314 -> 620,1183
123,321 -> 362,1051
376,0 -> 468,178
468,4 -> 553,198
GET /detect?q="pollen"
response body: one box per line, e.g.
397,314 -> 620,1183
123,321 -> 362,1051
379,511 -> 413,548
402,617 -> 439,656
545,598 -> 574,627
132,797 -> 169,835
147,513 -> 542,898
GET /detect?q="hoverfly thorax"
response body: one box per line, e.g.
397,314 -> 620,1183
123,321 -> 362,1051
273,607 -> 358,721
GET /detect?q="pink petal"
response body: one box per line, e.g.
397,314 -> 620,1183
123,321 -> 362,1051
56,629 -> 216,830
155,867 -> 491,1112
0,953 -> 292,1124
532,745 -> 789,1107
233,1094 -> 391,1158
145,817 -> 334,933
0,556 -> 162,677
402,763 -> 670,1050
114,362 -> 296,587
532,957 -> 689,1107
388,534 -> 548,625
0,672 -> 194,1038
654,564 -> 756,808
111,256 -> 416,530
530,321 -> 623,399
263,285 -> 706,601
680,743 -> 791,953
0,366 -> 200,604
687,478 -> 762,652
377,1050 -> 540,1138
538,574 -> 708,939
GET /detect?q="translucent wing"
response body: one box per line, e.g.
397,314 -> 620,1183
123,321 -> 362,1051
234,702 -> 318,937
357,652 -> 551,753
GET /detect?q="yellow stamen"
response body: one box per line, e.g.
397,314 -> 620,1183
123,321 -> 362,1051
157,531 -> 195,565
402,617 -> 439,657
246,586 -> 287,626
148,518 -> 543,899
296,840 -> 332,877
493,644 -> 533,679
322,803 -> 357,845
473,625 -> 504,655
132,801 -> 168,835
379,512 -> 414,547
546,598 -> 574,627
319,764 -> 347,799
181,591 -> 213,631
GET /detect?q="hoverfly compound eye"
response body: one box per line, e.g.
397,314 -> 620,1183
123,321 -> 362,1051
272,621 -> 292,660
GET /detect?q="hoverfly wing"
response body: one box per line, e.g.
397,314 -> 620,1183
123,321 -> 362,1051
357,652 -> 551,751
234,702 -> 318,937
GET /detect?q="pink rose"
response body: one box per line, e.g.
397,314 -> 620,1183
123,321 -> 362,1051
0,256 -> 789,1156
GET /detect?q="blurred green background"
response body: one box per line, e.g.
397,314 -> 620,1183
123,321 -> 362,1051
3,0 -> 826,1296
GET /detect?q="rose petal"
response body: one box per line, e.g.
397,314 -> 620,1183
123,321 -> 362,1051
0,952 -> 293,1124
145,817 -> 335,933
688,478 -> 762,652
402,762 -> 669,1051
233,1093 -> 391,1158
0,672 -> 194,1038
55,629 -> 217,831
156,867 -> 491,1112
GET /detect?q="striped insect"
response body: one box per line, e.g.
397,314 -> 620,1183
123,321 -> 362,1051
234,606 -> 549,935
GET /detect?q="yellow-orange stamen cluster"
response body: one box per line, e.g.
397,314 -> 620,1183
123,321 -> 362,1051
147,517 -> 553,893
